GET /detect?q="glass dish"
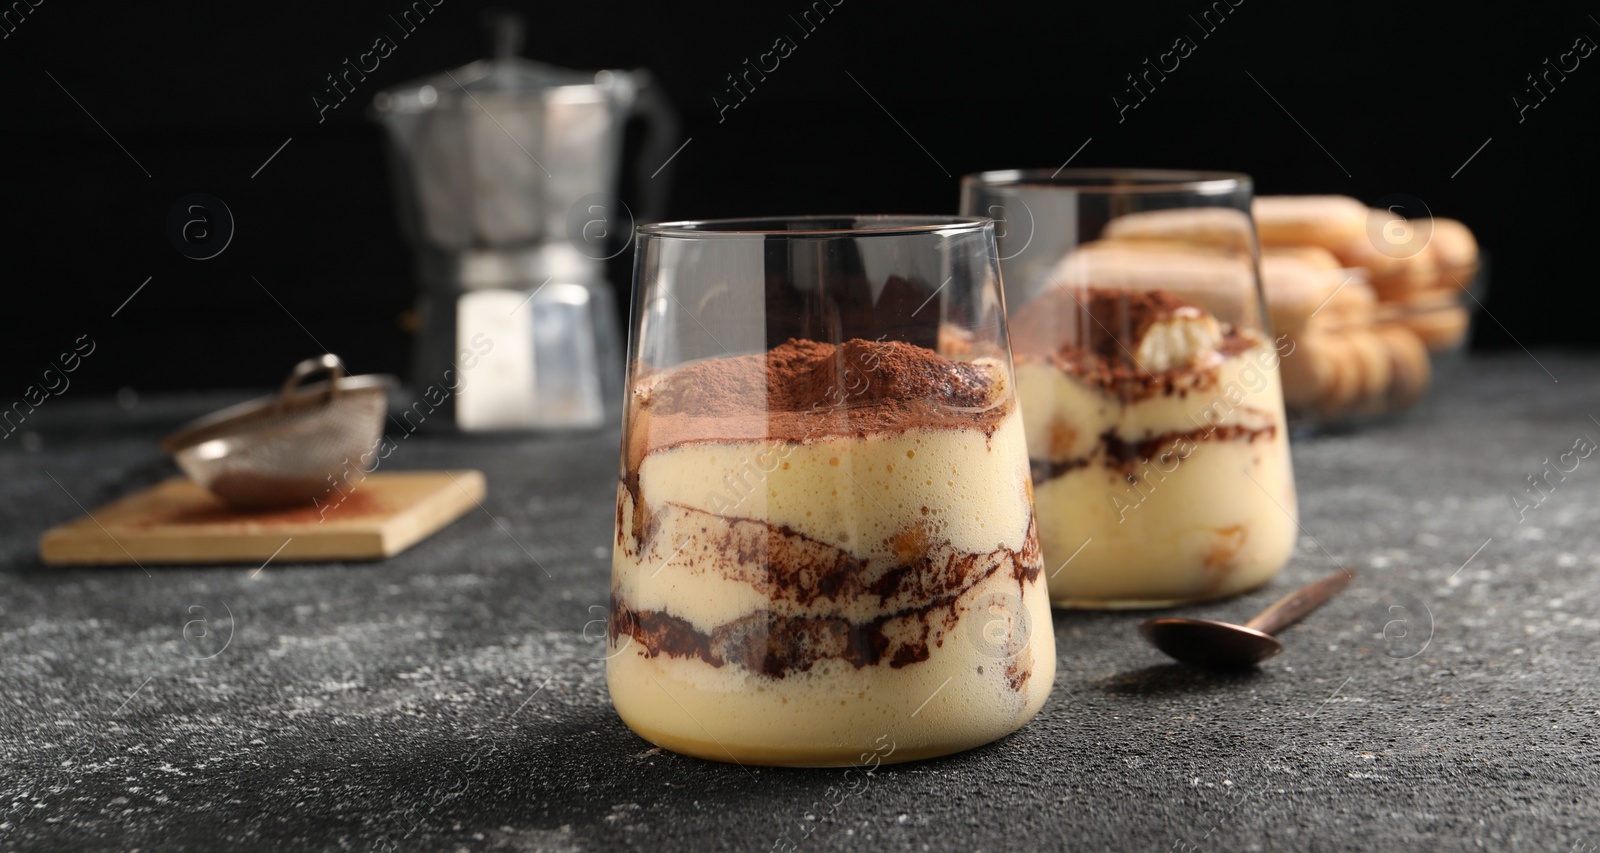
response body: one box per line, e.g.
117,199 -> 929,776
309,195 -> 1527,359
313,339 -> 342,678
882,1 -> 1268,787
960,170 -> 1299,609
606,216 -> 1054,765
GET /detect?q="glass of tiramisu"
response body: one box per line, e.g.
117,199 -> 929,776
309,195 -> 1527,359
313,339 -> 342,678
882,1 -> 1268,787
608,216 -> 1054,766
960,170 -> 1299,608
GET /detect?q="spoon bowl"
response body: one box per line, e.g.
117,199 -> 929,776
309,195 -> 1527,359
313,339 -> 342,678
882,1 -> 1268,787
1138,618 -> 1283,669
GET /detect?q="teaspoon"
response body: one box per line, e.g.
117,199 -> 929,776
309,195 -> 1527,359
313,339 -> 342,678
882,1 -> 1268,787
1139,569 -> 1355,669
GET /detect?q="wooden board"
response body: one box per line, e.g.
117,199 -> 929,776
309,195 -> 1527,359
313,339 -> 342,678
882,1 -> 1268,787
38,471 -> 486,566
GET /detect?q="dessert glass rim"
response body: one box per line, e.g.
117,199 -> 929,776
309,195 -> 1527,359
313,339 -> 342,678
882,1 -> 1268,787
963,168 -> 1250,196
637,214 -> 990,239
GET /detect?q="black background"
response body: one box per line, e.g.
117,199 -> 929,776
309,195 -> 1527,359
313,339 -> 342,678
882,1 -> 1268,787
2,0 -> 1596,394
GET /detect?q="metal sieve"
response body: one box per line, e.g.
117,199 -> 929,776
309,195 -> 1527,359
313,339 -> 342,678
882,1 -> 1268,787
160,355 -> 396,509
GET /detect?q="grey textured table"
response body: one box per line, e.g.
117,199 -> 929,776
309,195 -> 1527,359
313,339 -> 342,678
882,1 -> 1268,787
3,353 -> 1597,853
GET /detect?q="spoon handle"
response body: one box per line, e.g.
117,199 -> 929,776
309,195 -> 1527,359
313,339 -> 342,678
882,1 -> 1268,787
1243,569 -> 1355,636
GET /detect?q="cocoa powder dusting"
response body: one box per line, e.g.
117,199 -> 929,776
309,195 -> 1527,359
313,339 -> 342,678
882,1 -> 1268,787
637,338 -> 1010,451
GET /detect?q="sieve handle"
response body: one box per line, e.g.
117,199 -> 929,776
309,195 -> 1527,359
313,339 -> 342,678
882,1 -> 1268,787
280,354 -> 345,407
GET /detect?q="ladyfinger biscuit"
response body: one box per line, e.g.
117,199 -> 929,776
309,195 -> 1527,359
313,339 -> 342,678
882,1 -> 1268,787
1428,218 -> 1479,270
1276,331 -> 1332,410
1278,330 -> 1361,416
1101,207 -> 1255,251
1368,250 -> 1439,301
1305,275 -> 1377,330
1373,324 -> 1432,409
1261,252 -> 1354,336
1401,303 -> 1471,351
1343,329 -> 1395,413
1316,334 -> 1365,419
1263,246 -> 1342,271
1253,195 -> 1368,249
1428,217 -> 1480,290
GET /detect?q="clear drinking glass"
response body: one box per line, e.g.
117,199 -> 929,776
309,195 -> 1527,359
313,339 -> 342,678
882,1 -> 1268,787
607,216 -> 1054,766
960,170 -> 1298,609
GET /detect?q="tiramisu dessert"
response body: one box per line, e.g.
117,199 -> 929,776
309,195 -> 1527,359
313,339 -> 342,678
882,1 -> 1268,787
1011,287 -> 1298,607
608,337 -> 1053,766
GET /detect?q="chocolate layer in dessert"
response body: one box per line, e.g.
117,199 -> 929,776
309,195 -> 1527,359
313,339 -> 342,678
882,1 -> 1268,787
611,515 -> 1039,683
631,337 -> 1010,452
